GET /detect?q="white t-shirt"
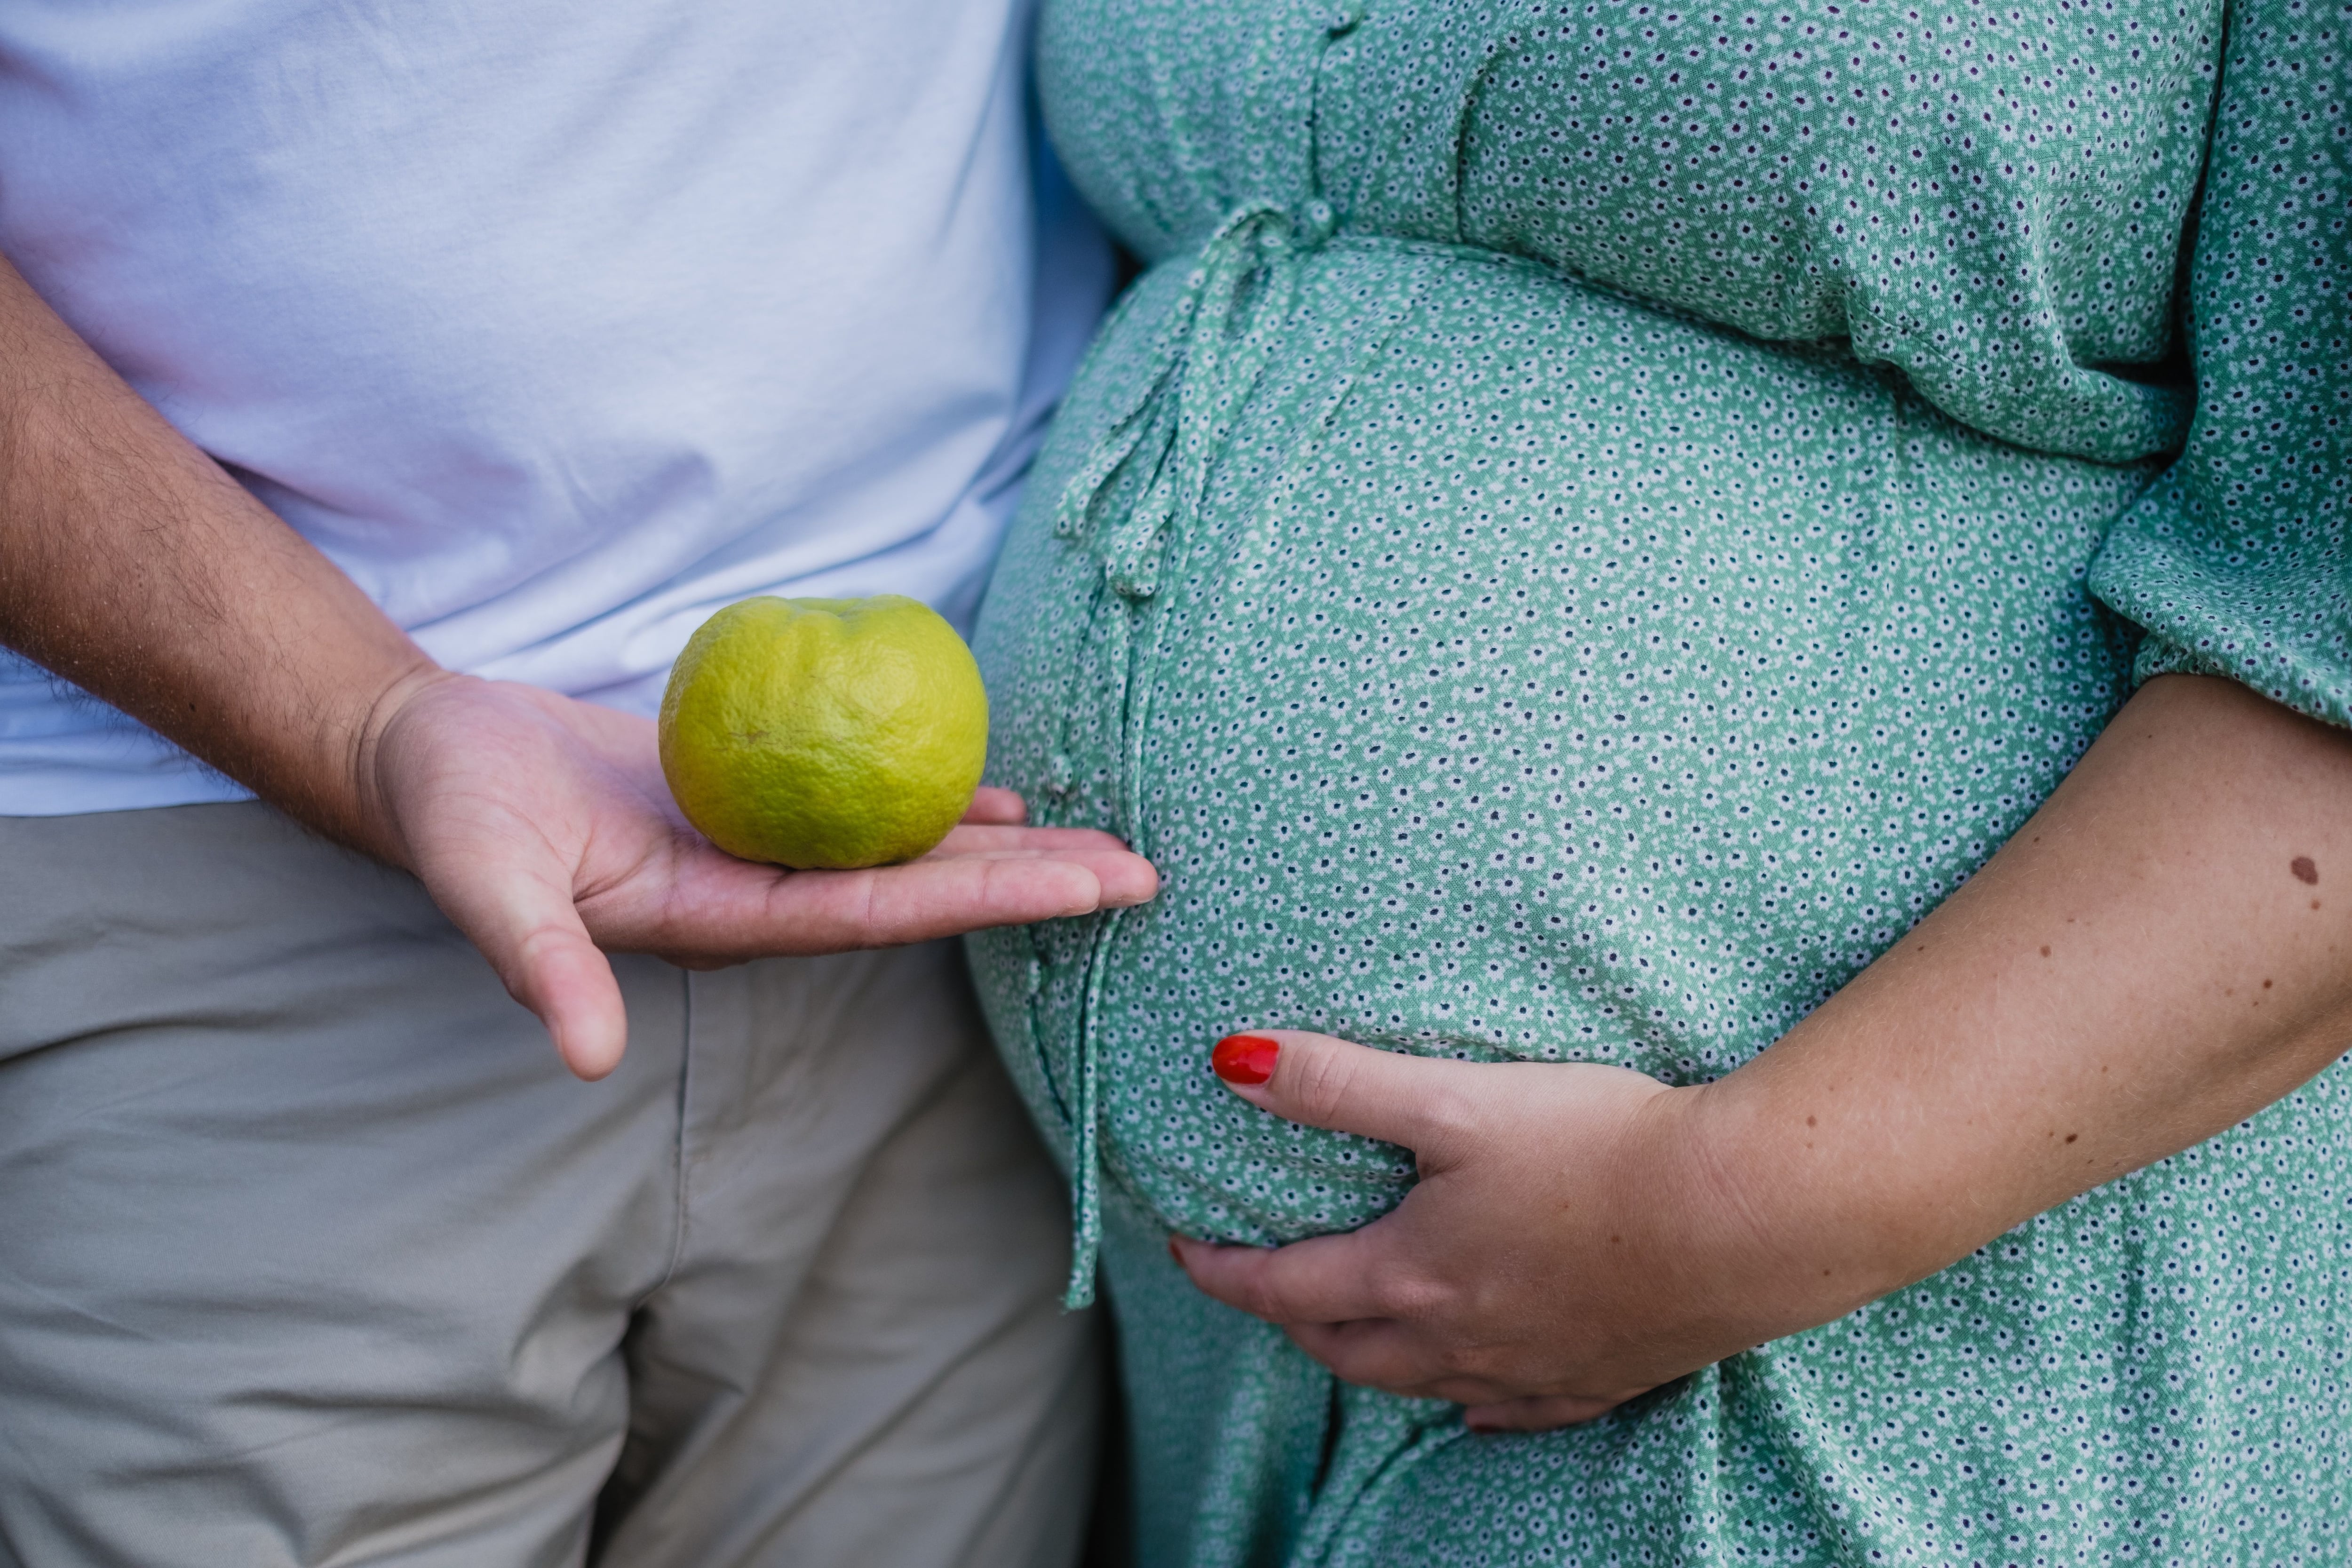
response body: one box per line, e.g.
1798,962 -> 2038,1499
0,0 -> 1108,814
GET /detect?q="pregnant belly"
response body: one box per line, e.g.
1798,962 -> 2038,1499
969,240 -> 2154,1246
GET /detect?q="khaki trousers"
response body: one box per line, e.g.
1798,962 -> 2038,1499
0,803 -> 1097,1568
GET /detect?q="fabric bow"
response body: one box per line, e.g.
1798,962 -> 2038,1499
1052,195 -> 1338,1309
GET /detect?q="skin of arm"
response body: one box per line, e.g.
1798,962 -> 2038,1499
1174,671 -> 2352,1431
0,253 -> 1157,1078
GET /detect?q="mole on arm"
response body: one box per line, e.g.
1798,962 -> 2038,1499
2291,856 -> 2319,885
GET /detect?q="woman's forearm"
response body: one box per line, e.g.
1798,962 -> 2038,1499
1171,673 -> 2352,1428
1675,673 -> 2352,1339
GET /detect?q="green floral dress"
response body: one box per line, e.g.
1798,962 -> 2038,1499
966,0 -> 2351,1560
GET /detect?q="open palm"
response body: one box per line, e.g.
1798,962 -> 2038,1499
365,674 -> 1156,1078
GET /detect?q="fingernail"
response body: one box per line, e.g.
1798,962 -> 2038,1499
1212,1033 -> 1279,1085
1167,1235 -> 1184,1266
1468,1423 -> 1502,1436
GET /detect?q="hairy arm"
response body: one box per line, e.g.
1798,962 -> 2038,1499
0,253 -> 1155,1077
0,255 -> 435,849
1176,674 -> 2352,1428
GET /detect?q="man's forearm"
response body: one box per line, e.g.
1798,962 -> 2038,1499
0,253 -> 438,853
1674,673 -> 2352,1340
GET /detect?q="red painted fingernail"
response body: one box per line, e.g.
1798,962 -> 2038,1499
1167,1235 -> 1184,1265
1212,1033 -> 1279,1085
1468,1423 -> 1503,1436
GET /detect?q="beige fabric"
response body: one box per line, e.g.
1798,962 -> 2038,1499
0,801 -> 1097,1568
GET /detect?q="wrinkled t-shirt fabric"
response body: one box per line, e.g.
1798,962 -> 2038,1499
0,0 -> 1107,813
964,0 -> 2349,1562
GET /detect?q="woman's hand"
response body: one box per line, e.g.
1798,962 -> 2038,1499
1176,676 -> 2352,1433
1172,1033 -> 1771,1432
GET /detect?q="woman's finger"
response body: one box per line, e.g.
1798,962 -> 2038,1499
1461,1389 -> 1651,1433
1281,1319 -> 1486,1399
1169,1227 -> 1408,1326
1280,1320 -> 1619,1411
1208,1028 -> 1480,1160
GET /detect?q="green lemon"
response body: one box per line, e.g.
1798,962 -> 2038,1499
658,595 -> 989,869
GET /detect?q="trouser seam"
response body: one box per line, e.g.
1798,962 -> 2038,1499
650,964 -> 693,1297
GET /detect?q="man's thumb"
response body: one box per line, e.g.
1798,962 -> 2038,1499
503,917 -> 628,1081
423,852 -> 628,1081
1208,1029 -> 1471,1157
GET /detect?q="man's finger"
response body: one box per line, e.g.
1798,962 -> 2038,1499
424,850 -> 629,1080
928,822 -> 1144,860
1208,1028 -> 1479,1158
775,845 -> 1160,932
1169,1227 -> 1406,1326
513,922 -> 630,1080
616,840 -> 1158,959
959,786 -> 1029,826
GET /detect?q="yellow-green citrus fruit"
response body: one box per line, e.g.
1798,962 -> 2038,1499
658,595 -> 989,869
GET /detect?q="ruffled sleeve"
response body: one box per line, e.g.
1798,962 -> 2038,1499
2088,0 -> 2352,724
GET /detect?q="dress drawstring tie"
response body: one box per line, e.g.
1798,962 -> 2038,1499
1050,196 -> 1336,1308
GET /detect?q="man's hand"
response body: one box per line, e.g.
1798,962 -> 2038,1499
0,248 -> 1155,1081
363,674 -> 1156,1079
